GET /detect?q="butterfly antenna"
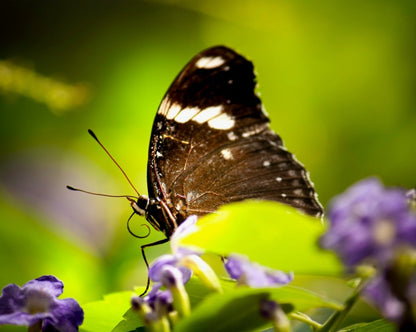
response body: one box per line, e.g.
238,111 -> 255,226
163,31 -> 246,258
88,129 -> 140,197
66,185 -> 138,203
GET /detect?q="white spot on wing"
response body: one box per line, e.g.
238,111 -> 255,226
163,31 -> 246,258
175,107 -> 199,123
242,131 -> 254,138
157,97 -> 169,116
261,104 -> 269,117
276,177 -> 283,182
166,103 -> 182,120
208,113 -> 235,130
241,123 -> 268,137
263,160 -> 271,167
193,106 -> 223,123
195,56 -> 225,69
221,149 -> 233,160
269,140 -> 278,147
160,101 -> 234,131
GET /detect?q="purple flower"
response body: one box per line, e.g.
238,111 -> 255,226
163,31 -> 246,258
143,223 -> 197,321
0,275 -> 83,332
159,265 -> 186,289
321,178 -> 416,324
132,285 -> 173,322
225,254 -> 293,288
321,178 -> 416,267
147,257 -> 192,319
143,285 -> 173,310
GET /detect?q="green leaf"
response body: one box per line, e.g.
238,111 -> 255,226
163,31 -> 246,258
112,308 -> 145,332
80,291 -> 134,332
338,319 -> 395,331
179,201 -> 341,275
186,276 -> 342,313
179,278 -> 343,332
271,285 -> 342,311
291,275 -> 353,303
175,288 -> 275,332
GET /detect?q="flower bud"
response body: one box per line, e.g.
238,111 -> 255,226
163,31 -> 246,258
259,299 -> 291,332
160,266 -> 191,318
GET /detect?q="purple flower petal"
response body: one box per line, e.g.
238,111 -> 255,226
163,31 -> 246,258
0,275 -> 83,331
0,283 -> 54,326
224,255 -> 246,280
0,284 -> 25,315
0,311 -> 51,327
144,285 -> 172,310
225,254 -> 293,288
171,215 -> 198,243
170,215 -> 202,257
134,283 -> 174,321
266,270 -> 294,285
160,265 -> 184,288
149,255 -> 192,285
363,274 -> 405,322
321,177 -> 416,268
149,255 -> 178,281
24,275 -> 64,298
44,298 -> 83,332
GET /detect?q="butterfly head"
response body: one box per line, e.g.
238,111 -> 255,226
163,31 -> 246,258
130,195 -> 150,216
129,195 -> 170,235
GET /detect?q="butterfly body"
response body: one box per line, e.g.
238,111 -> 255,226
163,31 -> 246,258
131,46 -> 323,238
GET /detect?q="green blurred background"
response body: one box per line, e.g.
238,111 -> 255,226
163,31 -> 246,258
0,0 -> 415,306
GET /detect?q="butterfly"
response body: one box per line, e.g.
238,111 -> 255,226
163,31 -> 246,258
128,45 -> 323,239
68,46 -> 323,293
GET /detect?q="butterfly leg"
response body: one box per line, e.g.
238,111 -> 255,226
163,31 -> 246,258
139,238 -> 170,296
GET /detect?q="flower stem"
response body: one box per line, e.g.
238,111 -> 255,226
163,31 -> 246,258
319,288 -> 361,332
148,317 -> 171,332
289,311 -> 322,330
